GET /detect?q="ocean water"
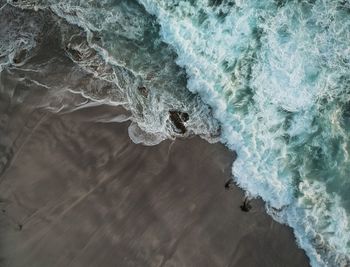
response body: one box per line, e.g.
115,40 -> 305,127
1,0 -> 350,266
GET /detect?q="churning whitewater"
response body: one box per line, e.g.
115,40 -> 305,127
2,0 -> 349,266
137,1 -> 350,266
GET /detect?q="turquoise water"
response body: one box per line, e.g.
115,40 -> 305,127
3,0 -> 350,266
137,1 -> 350,266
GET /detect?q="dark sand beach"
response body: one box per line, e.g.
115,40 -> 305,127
0,102 -> 310,267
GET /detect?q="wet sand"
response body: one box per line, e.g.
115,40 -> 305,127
0,103 -> 310,267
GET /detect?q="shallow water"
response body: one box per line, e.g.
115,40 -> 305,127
1,1 -> 349,266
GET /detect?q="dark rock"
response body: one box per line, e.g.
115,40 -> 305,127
137,86 -> 148,97
169,110 -> 189,134
224,179 -> 234,190
240,197 -> 252,212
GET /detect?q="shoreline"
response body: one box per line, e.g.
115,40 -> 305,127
0,104 -> 310,267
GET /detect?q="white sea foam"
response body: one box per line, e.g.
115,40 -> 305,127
138,0 -> 350,266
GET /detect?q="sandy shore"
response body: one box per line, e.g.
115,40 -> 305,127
0,102 -> 310,267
